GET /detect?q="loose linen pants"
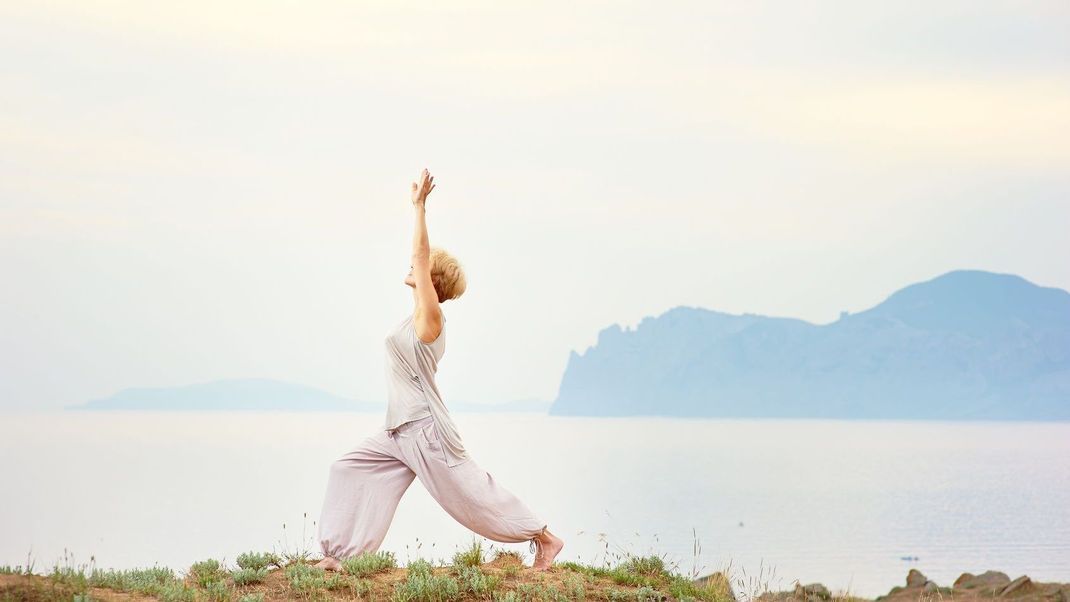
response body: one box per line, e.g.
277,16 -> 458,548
317,415 -> 548,560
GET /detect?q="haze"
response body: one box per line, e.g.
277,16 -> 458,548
2,1 -> 1068,411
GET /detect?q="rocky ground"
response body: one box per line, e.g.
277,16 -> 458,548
757,569 -> 1070,602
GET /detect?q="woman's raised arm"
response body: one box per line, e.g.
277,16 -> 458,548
409,168 -> 443,341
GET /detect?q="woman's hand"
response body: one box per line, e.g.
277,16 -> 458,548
411,168 -> 435,207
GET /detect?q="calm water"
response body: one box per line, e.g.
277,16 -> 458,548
2,411 -> 1068,597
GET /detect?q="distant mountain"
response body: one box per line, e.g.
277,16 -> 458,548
68,378 -> 551,413
549,270 -> 1070,420
68,378 -> 379,411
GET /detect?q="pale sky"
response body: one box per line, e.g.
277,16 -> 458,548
2,1 -> 1068,411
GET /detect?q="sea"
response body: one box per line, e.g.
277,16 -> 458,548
2,410 -> 1068,598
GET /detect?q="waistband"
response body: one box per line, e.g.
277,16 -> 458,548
387,415 -> 434,437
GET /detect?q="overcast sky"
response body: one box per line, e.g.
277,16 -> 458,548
2,1 -> 1067,411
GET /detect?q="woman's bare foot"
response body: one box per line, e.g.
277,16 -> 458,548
532,529 -> 564,571
314,556 -> 342,571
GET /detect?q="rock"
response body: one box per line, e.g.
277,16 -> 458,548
794,583 -> 831,601
924,581 -> 939,593
759,583 -> 831,602
907,569 -> 928,588
756,592 -> 793,602
956,571 -> 1012,595
1000,576 -> 1035,597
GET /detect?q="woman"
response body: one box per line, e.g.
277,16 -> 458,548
314,168 -> 565,572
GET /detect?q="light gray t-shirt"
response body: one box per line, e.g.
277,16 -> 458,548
382,312 -> 470,467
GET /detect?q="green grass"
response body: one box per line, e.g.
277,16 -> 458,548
452,537 -> 486,569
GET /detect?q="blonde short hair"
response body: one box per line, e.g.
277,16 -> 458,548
429,246 -> 467,302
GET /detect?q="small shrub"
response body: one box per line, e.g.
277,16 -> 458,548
158,581 -> 198,602
407,559 -> 434,579
612,590 -> 659,602
342,550 -> 398,577
204,579 -> 232,602
562,573 -> 588,599
322,572 -> 349,590
237,594 -> 266,602
236,552 -> 273,572
456,564 -> 502,596
286,562 -> 327,594
232,566 -> 270,585
353,578 -> 373,597
88,566 -> 181,596
512,582 -> 566,600
265,552 -> 285,568
635,585 -> 666,601
189,559 -> 228,588
393,559 -> 462,601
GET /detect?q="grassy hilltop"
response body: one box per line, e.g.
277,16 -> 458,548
3,537 -> 1067,602
0,536 -> 739,602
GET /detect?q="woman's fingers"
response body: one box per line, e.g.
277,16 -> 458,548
412,168 -> 434,200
